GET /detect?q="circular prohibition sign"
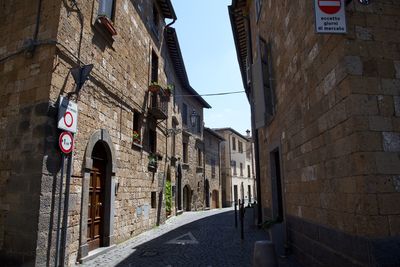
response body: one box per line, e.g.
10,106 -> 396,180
318,0 -> 341,15
59,131 -> 74,154
63,111 -> 74,128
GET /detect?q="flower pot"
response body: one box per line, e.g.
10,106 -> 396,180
148,84 -> 161,93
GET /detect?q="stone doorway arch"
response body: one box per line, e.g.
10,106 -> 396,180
79,129 -> 116,260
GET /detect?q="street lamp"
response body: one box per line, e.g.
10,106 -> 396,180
190,110 -> 199,128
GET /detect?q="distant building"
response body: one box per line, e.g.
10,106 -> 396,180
203,128 -> 225,209
215,128 -> 256,207
230,0 -> 400,265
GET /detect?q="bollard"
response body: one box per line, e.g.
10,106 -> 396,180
234,200 -> 238,228
253,240 -> 278,267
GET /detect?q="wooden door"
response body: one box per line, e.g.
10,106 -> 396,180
87,160 -> 105,251
212,190 -> 219,209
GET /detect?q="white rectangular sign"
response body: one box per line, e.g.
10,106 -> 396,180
58,96 -> 78,133
314,0 -> 347,34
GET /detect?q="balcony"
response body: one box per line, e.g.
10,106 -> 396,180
148,89 -> 168,120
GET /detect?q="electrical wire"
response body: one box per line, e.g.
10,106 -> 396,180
174,90 -> 245,97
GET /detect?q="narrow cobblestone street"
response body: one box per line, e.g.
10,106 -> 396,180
80,207 -> 298,267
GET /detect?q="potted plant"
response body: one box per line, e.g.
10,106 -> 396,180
148,153 -> 158,172
165,84 -> 174,97
132,130 -> 140,144
148,82 -> 162,93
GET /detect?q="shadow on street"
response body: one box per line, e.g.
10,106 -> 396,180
116,208 -> 265,267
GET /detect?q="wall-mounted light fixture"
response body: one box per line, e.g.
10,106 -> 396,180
190,110 -> 199,127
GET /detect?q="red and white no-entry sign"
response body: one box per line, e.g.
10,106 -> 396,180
318,0 -> 341,15
314,0 -> 347,34
63,111 -> 74,127
59,131 -> 74,154
58,96 -> 78,133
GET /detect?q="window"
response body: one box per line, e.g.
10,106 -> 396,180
247,165 -> 251,178
260,38 -> 275,118
182,103 -> 188,125
238,141 -> 243,153
197,149 -> 202,167
98,0 -> 115,20
151,191 -> 157,208
97,0 -> 117,36
144,118 -> 157,153
232,161 -> 237,175
183,141 -> 188,163
133,110 -> 142,143
211,158 -> 216,178
151,50 -> 158,83
149,128 -> 156,153
152,4 -> 159,37
240,163 -> 243,176
232,137 -> 236,150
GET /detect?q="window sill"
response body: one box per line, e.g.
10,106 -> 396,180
132,142 -> 143,150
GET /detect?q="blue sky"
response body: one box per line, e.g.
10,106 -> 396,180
171,0 -> 251,135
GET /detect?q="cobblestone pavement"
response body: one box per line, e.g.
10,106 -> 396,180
79,208 -> 301,267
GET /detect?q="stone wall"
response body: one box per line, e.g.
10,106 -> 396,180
0,0 -> 61,265
247,0 -> 400,265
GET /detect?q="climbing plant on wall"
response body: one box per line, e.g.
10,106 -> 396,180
165,179 -> 172,216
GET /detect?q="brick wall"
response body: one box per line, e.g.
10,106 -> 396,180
245,0 -> 400,265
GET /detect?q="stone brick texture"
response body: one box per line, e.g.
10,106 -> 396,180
245,0 -> 400,266
0,0 -> 207,266
0,0 -> 61,265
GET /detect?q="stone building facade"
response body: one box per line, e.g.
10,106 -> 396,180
164,27 -> 211,213
215,128 -> 256,207
230,0 -> 400,266
203,127 -> 224,209
0,0 -> 208,266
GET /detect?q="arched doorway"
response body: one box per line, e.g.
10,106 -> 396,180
87,142 -> 107,251
177,165 -> 182,211
183,185 -> 191,211
205,179 -> 210,208
212,190 -> 219,209
79,129 -> 116,259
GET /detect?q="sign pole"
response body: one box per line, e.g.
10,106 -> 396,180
60,152 -> 73,267
55,154 -> 65,267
